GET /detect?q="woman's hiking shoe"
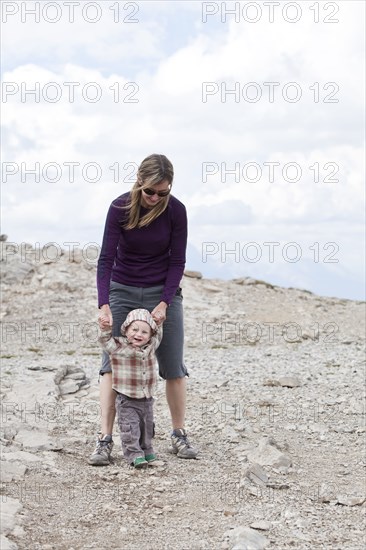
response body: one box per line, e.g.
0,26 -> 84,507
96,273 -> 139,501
88,434 -> 114,466
171,429 -> 198,459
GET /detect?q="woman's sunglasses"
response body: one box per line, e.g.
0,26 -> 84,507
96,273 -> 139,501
142,187 -> 171,197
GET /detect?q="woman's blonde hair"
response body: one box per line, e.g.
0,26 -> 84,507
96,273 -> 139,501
124,154 -> 174,229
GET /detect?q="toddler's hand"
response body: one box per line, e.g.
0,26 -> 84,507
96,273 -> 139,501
152,301 -> 167,325
98,315 -> 112,330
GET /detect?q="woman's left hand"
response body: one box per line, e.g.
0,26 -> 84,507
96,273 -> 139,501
152,302 -> 167,325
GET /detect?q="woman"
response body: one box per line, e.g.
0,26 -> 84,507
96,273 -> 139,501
88,153 -> 197,465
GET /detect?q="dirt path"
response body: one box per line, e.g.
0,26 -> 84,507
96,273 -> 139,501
1,245 -> 365,549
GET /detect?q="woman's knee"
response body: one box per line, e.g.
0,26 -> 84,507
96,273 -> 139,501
100,373 -> 116,408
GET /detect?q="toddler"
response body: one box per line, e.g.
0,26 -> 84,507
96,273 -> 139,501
98,308 -> 163,468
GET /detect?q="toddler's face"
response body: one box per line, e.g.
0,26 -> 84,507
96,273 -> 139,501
125,320 -> 152,347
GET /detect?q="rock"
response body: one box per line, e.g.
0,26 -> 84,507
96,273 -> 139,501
102,503 -> 115,512
246,438 -> 292,470
262,379 -> 281,387
65,372 -> 86,381
59,380 -> 80,395
233,277 -> 275,289
69,248 -> 83,263
66,365 -> 87,375
332,426 -> 356,434
215,380 -> 229,388
0,461 -> 27,482
203,284 -> 222,294
60,379 -> 87,394
257,399 -> 275,407
336,495 -> 366,506
42,243 -> 64,263
0,234 -> 8,241
14,428 -> 63,452
245,464 -> 269,486
148,460 -> 165,467
0,535 -> 18,550
76,390 -> 89,398
0,451 -> 41,464
266,482 -> 290,490
0,497 -> 22,535
225,526 -> 270,549
0,242 -> 35,284
250,521 -> 272,531
290,530 -> 312,542
55,365 -> 87,394
184,270 -> 202,279
27,364 -> 59,372
53,366 -> 68,385
301,330 -> 318,340
278,377 -> 302,388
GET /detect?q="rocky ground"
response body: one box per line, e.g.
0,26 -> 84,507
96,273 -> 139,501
0,240 -> 365,550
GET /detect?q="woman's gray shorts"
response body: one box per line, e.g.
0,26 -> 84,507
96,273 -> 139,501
99,282 -> 188,380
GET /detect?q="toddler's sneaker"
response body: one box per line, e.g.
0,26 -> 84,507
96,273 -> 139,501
145,453 -> 157,464
171,428 -> 198,459
132,456 -> 148,469
88,434 -> 113,466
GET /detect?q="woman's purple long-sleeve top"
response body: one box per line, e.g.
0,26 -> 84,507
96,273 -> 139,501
97,193 -> 187,308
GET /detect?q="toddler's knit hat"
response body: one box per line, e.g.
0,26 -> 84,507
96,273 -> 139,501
121,308 -> 158,335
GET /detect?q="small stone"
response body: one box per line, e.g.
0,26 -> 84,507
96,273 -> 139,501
102,503 -> 115,512
0,535 -> 18,550
336,495 -> 366,506
148,460 -> 165,467
250,520 -> 272,531
65,372 -> 86,380
1,451 -> 41,464
245,464 -> 269,486
278,377 -> 302,388
59,380 -> 81,395
262,379 -> 281,387
0,497 -> 22,535
0,461 -> 27,482
248,486 -> 260,497
14,429 -> 63,452
66,365 -> 86,374
76,390 -> 89,398
225,526 -> 270,550
258,399 -> 276,407
266,483 -> 290,490
184,270 -> 202,279
246,438 -> 292,469
70,249 -> 83,263
215,380 -> 229,388
332,427 -> 356,434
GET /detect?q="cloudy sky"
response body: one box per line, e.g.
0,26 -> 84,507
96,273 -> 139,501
1,0 -> 365,300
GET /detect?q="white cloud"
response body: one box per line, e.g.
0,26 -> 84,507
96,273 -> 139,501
1,1 -> 365,299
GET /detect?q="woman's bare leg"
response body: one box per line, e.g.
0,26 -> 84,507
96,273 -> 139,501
99,372 -> 116,435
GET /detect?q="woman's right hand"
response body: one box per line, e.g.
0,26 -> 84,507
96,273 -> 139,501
99,304 -> 113,327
